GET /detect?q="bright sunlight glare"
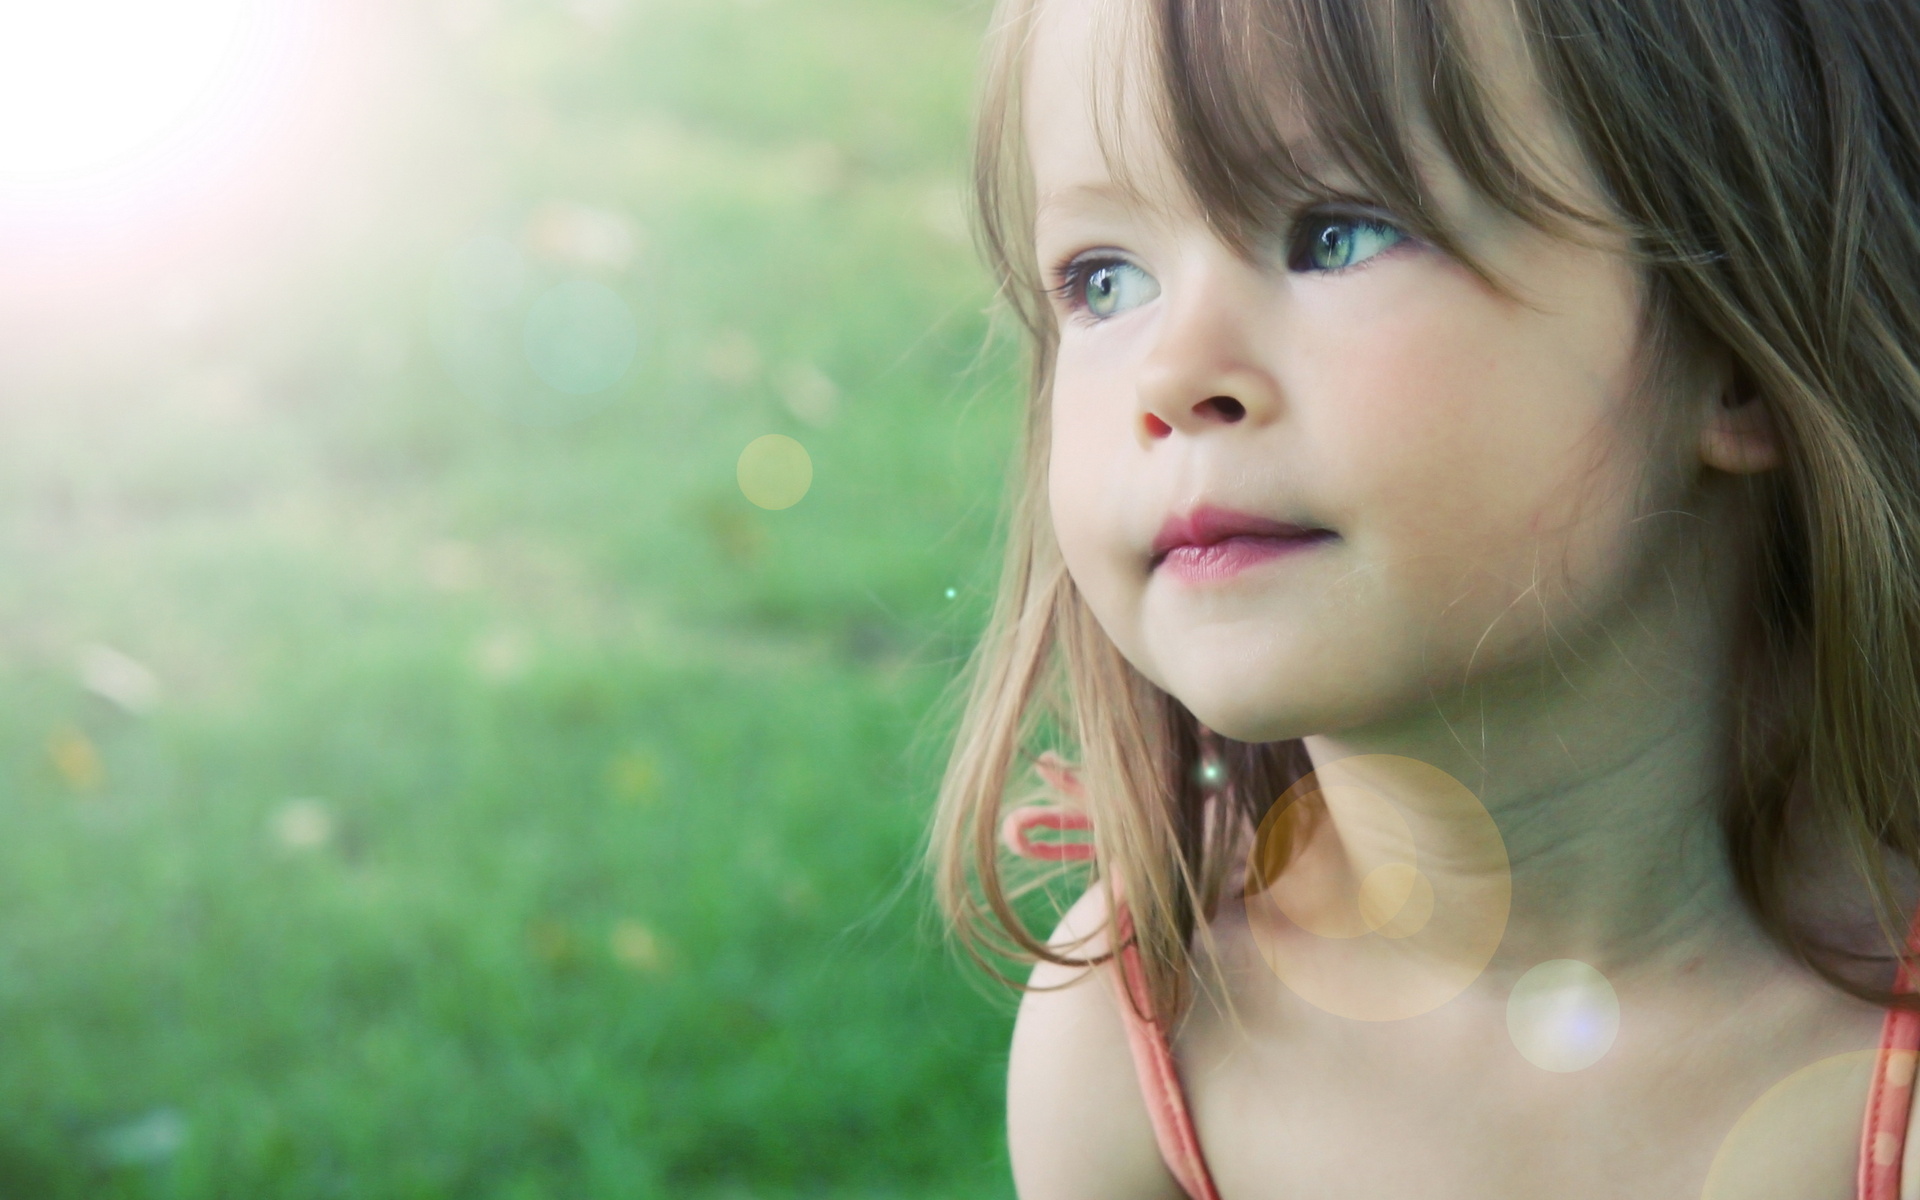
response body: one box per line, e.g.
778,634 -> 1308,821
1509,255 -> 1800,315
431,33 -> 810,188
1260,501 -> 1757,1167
0,0 -> 257,182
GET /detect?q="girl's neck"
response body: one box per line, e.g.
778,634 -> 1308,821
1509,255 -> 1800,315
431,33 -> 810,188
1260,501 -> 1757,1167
1300,595 -> 1766,984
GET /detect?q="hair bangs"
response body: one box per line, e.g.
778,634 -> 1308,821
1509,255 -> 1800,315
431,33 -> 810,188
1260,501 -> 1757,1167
1156,0 -> 1604,272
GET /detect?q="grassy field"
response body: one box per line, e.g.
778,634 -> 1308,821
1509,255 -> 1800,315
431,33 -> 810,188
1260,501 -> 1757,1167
0,0 -> 1026,1195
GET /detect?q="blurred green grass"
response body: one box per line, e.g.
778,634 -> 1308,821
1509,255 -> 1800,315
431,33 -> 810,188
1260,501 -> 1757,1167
0,0 -> 1023,1195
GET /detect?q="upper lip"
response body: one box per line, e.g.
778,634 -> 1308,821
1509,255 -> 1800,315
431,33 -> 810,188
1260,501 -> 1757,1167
1151,505 -> 1332,565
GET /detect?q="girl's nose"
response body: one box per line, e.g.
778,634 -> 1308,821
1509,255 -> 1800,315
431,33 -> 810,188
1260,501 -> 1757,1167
1133,260 -> 1284,441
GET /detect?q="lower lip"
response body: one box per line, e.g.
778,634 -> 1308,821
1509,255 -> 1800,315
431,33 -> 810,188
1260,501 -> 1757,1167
1155,533 -> 1335,582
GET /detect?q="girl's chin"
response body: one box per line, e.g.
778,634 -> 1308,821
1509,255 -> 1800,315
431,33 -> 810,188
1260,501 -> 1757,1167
1164,668 -> 1415,746
1133,629 -> 1409,740
1166,689 -> 1318,745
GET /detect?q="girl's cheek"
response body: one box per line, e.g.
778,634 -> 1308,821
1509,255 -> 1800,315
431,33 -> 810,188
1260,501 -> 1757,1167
1047,362 -> 1142,592
1300,278 -> 1642,592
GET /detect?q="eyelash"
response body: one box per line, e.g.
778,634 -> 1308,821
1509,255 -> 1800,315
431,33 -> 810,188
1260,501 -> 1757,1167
1046,209 -> 1411,318
1047,256 -> 1128,315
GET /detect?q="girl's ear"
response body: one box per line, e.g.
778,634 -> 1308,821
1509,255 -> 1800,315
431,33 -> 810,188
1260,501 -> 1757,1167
1698,364 -> 1783,475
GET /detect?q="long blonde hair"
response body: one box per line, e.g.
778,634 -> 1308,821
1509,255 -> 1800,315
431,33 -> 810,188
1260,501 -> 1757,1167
932,0 -> 1920,1023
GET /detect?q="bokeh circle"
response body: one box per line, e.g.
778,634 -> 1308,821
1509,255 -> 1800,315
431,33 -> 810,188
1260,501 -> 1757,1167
1506,959 -> 1619,1072
522,279 -> 639,395
737,435 -> 812,510
1701,1050 -> 1879,1200
1243,754 -> 1510,1021
429,238 -> 646,425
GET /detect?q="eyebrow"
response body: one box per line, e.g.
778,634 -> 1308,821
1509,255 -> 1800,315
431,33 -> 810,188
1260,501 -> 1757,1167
1031,175 -> 1218,236
1034,180 -> 1149,220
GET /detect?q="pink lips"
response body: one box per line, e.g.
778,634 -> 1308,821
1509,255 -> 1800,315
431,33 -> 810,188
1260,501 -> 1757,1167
1151,505 -> 1336,582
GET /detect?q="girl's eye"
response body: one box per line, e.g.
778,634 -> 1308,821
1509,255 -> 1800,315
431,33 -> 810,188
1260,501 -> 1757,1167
1291,215 -> 1406,272
1064,258 -> 1160,319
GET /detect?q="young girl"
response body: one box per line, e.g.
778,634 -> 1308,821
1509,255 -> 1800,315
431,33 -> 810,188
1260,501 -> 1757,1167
931,0 -> 1920,1196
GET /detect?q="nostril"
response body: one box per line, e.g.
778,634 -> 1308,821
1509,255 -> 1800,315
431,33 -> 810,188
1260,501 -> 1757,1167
1144,413 -> 1173,438
1201,396 -> 1246,423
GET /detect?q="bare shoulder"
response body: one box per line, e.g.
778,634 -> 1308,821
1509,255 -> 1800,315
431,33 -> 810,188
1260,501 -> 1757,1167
1006,884 -> 1186,1200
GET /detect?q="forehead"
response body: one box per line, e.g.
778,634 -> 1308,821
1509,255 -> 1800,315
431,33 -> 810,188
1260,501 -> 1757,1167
1022,0 -> 1187,221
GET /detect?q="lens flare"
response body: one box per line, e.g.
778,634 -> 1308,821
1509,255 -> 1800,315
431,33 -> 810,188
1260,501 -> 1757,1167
0,1 -> 258,182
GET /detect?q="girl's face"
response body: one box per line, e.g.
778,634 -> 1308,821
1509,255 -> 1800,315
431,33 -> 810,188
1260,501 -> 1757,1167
1030,0 -> 1723,744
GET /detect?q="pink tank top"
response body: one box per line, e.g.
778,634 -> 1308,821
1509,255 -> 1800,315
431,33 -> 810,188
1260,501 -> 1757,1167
1003,804 -> 1920,1200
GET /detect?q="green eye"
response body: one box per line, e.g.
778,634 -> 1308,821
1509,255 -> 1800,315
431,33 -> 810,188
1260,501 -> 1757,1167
1295,216 -> 1406,272
1078,259 -> 1160,318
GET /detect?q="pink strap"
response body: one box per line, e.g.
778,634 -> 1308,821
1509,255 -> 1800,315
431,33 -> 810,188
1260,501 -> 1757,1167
1860,907 -> 1920,1200
1002,803 -> 1220,1198
1113,903 -> 1223,1200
